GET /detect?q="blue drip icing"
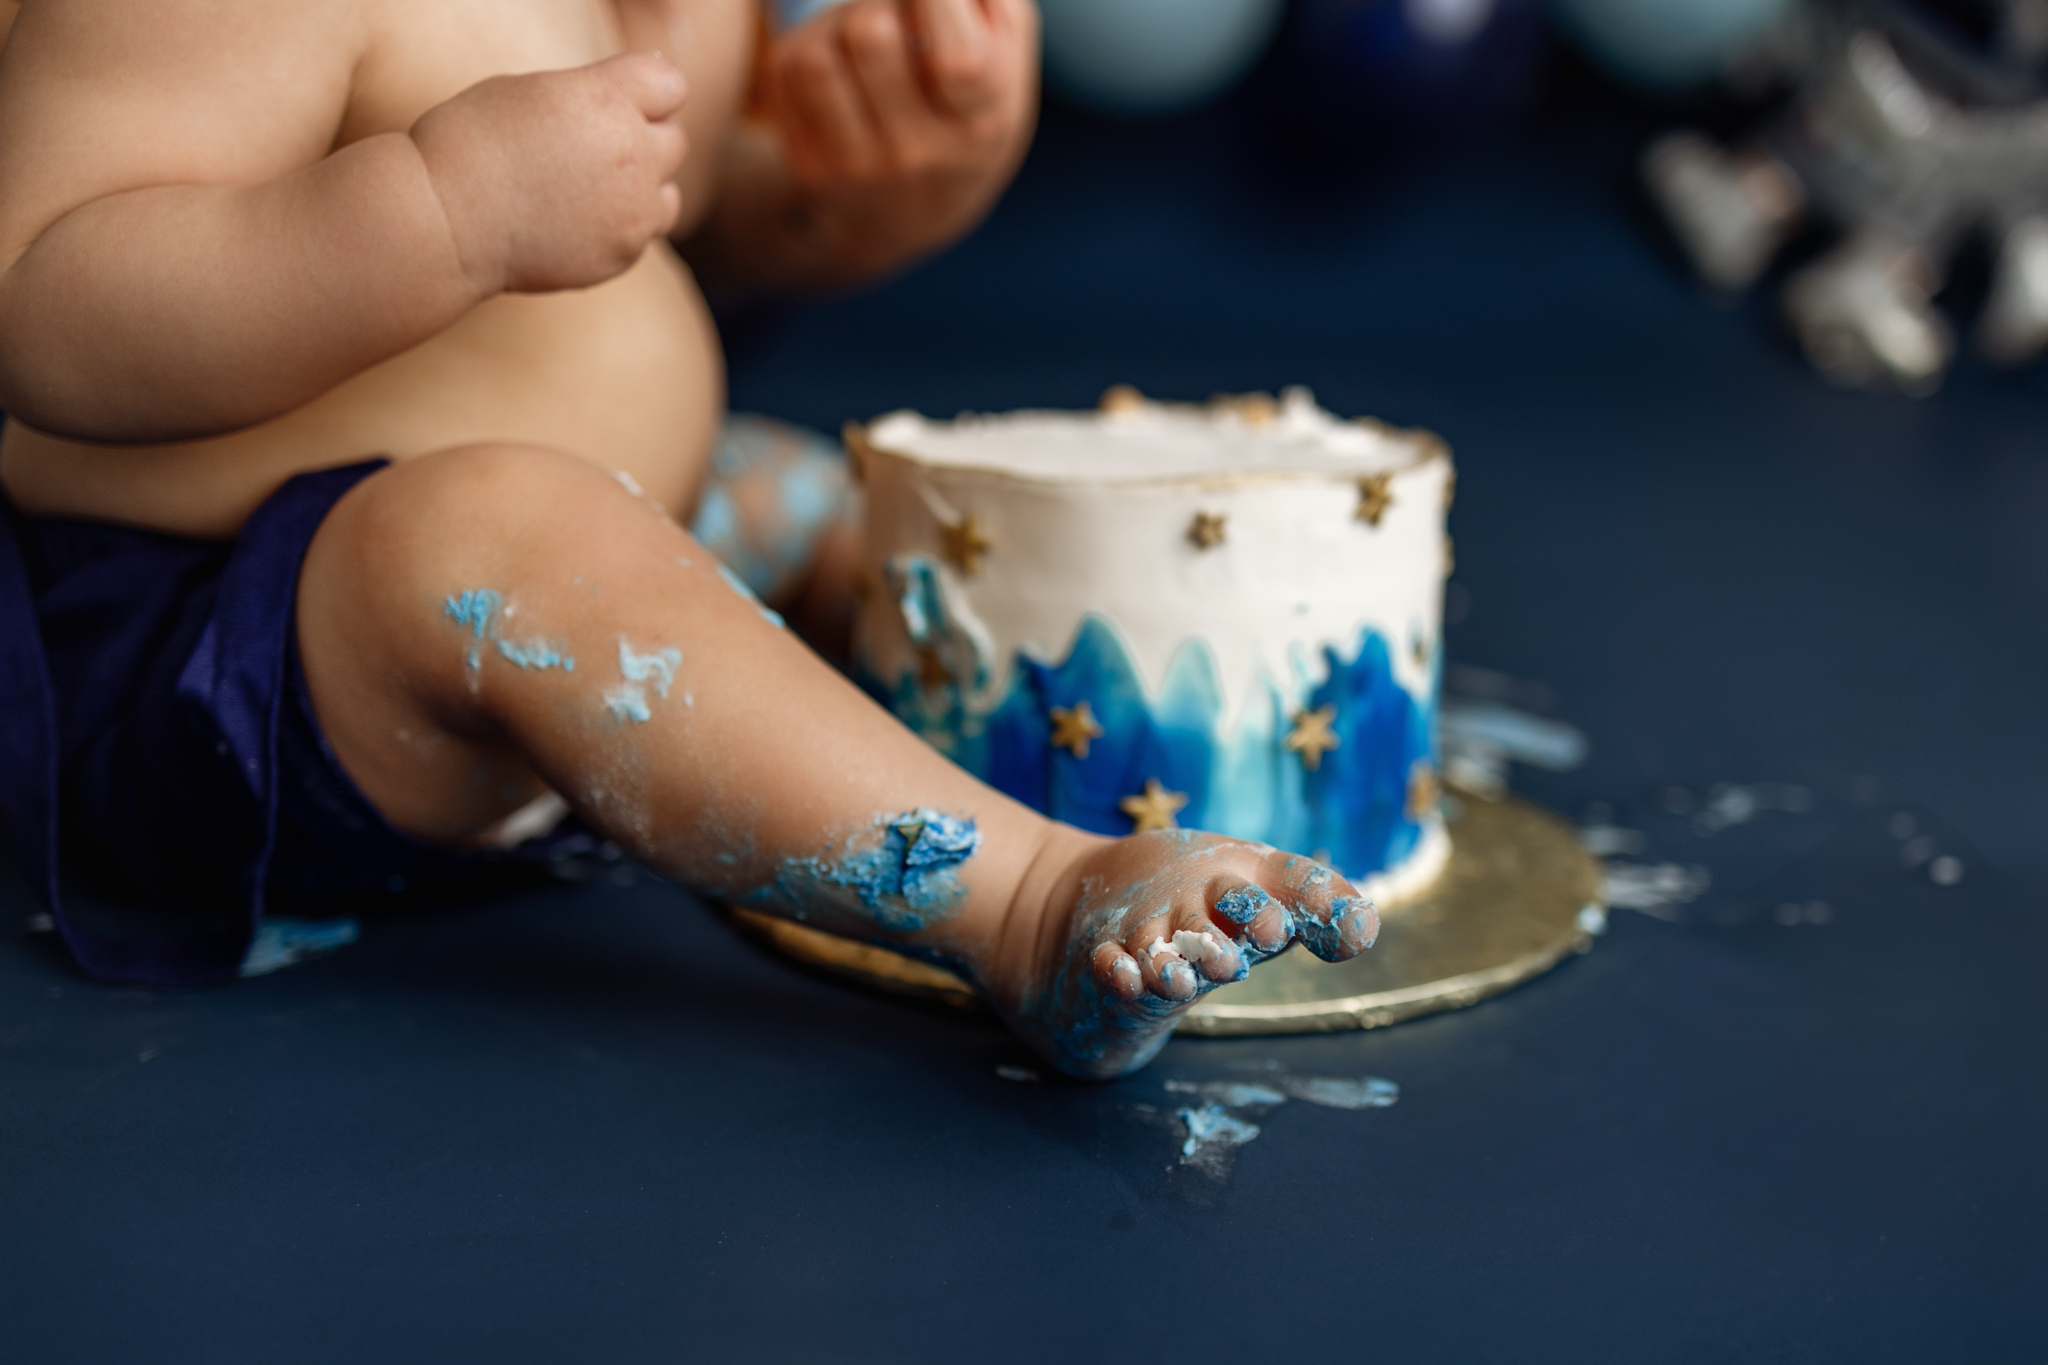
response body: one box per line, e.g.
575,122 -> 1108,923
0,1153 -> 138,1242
865,616 -> 1434,879
1295,633 -> 1431,877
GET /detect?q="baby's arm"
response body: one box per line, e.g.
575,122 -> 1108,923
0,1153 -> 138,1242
0,0 -> 685,444
679,0 -> 1037,294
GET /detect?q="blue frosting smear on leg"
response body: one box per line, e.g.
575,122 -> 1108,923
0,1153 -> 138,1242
715,562 -> 788,629
748,809 -> 981,934
604,685 -> 653,724
443,588 -> 501,670
862,614 -> 1433,879
618,639 -> 681,698
496,638 -> 574,671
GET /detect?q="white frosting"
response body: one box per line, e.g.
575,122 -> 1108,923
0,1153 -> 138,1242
856,389 -> 1450,732
869,387 -> 1424,483
1358,817 -> 1450,910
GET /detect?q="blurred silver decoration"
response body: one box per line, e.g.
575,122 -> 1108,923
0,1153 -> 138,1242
1642,0 -> 2048,392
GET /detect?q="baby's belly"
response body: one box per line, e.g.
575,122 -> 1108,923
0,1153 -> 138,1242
0,245 -> 724,539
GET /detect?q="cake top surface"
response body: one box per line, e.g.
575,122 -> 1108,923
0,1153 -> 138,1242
863,387 -> 1438,484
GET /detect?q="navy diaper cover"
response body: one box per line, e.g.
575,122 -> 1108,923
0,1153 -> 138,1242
0,459 -> 595,988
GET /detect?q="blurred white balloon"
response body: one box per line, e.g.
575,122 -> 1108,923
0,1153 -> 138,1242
1039,0 -> 1287,115
1552,0 -> 1794,90
1408,0 -> 1496,46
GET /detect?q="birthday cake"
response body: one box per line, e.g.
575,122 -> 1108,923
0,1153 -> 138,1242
848,386 -> 1455,903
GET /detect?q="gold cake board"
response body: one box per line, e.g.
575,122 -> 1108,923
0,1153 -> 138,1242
728,791 -> 1605,1036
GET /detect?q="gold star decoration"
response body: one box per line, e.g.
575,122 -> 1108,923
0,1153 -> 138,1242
1119,778 -> 1188,833
1213,391 -> 1278,424
1048,700 -> 1105,759
1187,511 -> 1227,550
839,421 -> 875,482
892,813 -> 928,845
1406,761 -> 1442,821
915,646 -> 952,691
1355,472 -> 1395,527
1284,705 -> 1342,772
940,512 -> 993,576
1099,384 -> 1146,414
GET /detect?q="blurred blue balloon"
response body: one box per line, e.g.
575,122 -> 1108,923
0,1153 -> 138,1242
1039,0 -> 1288,116
1281,0 -> 1546,136
1551,0 -> 1794,90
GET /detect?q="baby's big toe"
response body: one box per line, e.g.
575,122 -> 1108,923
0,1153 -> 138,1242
1279,855 -> 1377,961
1299,893 -> 1377,960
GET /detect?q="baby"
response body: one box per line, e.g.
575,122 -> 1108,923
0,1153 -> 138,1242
0,0 -> 1376,1078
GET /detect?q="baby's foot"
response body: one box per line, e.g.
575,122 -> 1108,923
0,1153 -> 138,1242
985,830 -> 1378,1080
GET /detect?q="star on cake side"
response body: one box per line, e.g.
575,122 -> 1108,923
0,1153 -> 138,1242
1285,705 -> 1341,772
1119,778 -> 1188,833
915,646 -> 952,691
1355,472 -> 1395,527
1406,762 -> 1441,820
1048,700 -> 1104,759
940,512 -> 993,576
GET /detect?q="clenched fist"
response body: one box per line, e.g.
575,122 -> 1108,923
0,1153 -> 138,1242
411,52 -> 689,296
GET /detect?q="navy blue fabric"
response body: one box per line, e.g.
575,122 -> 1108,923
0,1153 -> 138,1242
0,460 -> 594,988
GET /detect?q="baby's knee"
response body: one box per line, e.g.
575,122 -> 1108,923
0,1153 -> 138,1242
309,443 -> 632,611
341,442 -> 619,553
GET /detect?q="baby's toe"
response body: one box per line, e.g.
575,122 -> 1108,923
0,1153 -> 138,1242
1271,856 -> 1378,961
1213,882 -> 1291,957
1171,924 -> 1248,984
1092,942 -> 1145,1000
1136,930 -> 1201,1002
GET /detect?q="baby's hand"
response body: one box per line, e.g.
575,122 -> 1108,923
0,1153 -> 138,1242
411,52 -> 688,296
766,0 -> 1037,264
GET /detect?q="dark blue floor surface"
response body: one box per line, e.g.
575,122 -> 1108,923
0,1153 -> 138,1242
5,87 -> 2046,1362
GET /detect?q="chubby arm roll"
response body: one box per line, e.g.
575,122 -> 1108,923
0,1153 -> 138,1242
0,2 -> 686,445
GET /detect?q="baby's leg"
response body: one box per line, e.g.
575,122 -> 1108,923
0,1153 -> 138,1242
297,445 -> 1374,1078
687,414 -> 861,657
